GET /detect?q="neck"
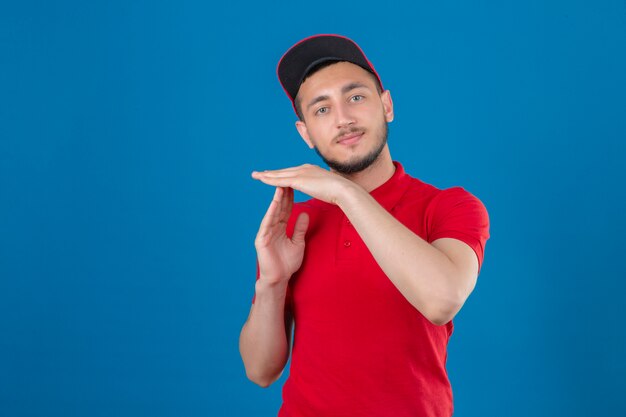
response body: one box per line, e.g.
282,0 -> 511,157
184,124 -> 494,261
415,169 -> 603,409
334,147 -> 395,192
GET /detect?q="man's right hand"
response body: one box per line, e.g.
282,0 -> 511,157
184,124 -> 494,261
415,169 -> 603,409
254,187 -> 309,285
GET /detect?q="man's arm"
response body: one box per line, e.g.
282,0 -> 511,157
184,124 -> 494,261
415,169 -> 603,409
239,281 -> 293,387
252,165 -> 479,326
239,187 -> 308,387
337,186 -> 479,325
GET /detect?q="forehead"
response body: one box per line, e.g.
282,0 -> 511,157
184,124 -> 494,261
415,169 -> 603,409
297,61 -> 379,100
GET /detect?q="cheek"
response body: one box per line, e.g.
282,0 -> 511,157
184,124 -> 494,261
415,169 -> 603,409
308,125 -> 333,146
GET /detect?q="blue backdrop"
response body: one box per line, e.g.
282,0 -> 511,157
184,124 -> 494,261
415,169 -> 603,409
1,1 -> 625,416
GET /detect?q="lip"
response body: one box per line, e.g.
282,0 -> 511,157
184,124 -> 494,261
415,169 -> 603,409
337,132 -> 364,145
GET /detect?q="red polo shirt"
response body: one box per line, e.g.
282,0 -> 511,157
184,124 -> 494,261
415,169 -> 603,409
256,162 -> 490,417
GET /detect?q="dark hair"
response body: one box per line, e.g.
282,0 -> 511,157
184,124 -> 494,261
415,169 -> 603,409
294,61 -> 382,121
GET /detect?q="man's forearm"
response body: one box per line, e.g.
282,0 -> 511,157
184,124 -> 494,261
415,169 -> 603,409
239,279 -> 291,387
337,183 -> 471,325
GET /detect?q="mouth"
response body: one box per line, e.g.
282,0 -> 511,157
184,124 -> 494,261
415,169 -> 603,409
336,131 -> 364,146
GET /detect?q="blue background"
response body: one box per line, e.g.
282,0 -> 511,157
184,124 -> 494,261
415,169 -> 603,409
1,1 -> 625,416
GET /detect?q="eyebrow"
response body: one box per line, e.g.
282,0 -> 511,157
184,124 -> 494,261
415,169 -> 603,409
306,94 -> 330,111
306,82 -> 370,111
341,82 -> 369,94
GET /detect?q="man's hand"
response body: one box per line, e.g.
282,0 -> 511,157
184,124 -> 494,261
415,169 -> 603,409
255,187 -> 309,285
252,164 -> 353,205
242,186 -> 305,387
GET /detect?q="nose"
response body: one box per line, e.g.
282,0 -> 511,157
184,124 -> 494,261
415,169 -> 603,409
334,101 -> 355,128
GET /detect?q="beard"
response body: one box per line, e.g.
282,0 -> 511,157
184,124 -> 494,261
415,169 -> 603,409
314,121 -> 389,175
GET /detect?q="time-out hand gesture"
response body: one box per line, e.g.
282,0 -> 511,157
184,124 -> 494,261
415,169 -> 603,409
252,164 -> 352,205
255,187 -> 309,285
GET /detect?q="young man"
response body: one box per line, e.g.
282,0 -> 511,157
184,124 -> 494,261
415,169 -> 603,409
239,34 -> 490,417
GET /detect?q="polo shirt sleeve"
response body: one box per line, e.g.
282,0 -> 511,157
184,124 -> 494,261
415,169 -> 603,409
428,186 -> 490,272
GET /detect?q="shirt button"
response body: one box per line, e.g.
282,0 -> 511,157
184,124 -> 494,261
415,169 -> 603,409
344,240 -> 351,247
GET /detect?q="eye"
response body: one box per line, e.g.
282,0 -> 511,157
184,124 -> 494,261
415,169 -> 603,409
315,106 -> 329,115
350,95 -> 364,102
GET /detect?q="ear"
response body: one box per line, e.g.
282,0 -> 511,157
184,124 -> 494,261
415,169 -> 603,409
295,120 -> 314,149
381,90 -> 394,123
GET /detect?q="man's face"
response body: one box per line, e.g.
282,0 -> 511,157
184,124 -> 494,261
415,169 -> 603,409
294,62 -> 394,175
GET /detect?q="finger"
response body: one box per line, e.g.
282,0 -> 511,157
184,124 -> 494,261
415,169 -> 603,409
253,165 -> 308,176
256,170 -> 302,178
291,212 -> 309,245
251,168 -> 296,180
254,176 -> 296,189
256,187 -> 283,238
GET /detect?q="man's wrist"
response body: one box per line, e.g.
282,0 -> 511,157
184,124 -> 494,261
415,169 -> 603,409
335,180 -> 366,209
255,278 -> 289,302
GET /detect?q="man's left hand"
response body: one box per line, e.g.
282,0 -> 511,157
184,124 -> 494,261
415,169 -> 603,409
251,164 -> 354,205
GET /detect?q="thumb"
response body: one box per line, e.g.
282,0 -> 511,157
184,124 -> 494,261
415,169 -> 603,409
291,212 -> 309,245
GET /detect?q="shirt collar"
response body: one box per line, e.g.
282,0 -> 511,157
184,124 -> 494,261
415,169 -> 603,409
369,161 -> 411,212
